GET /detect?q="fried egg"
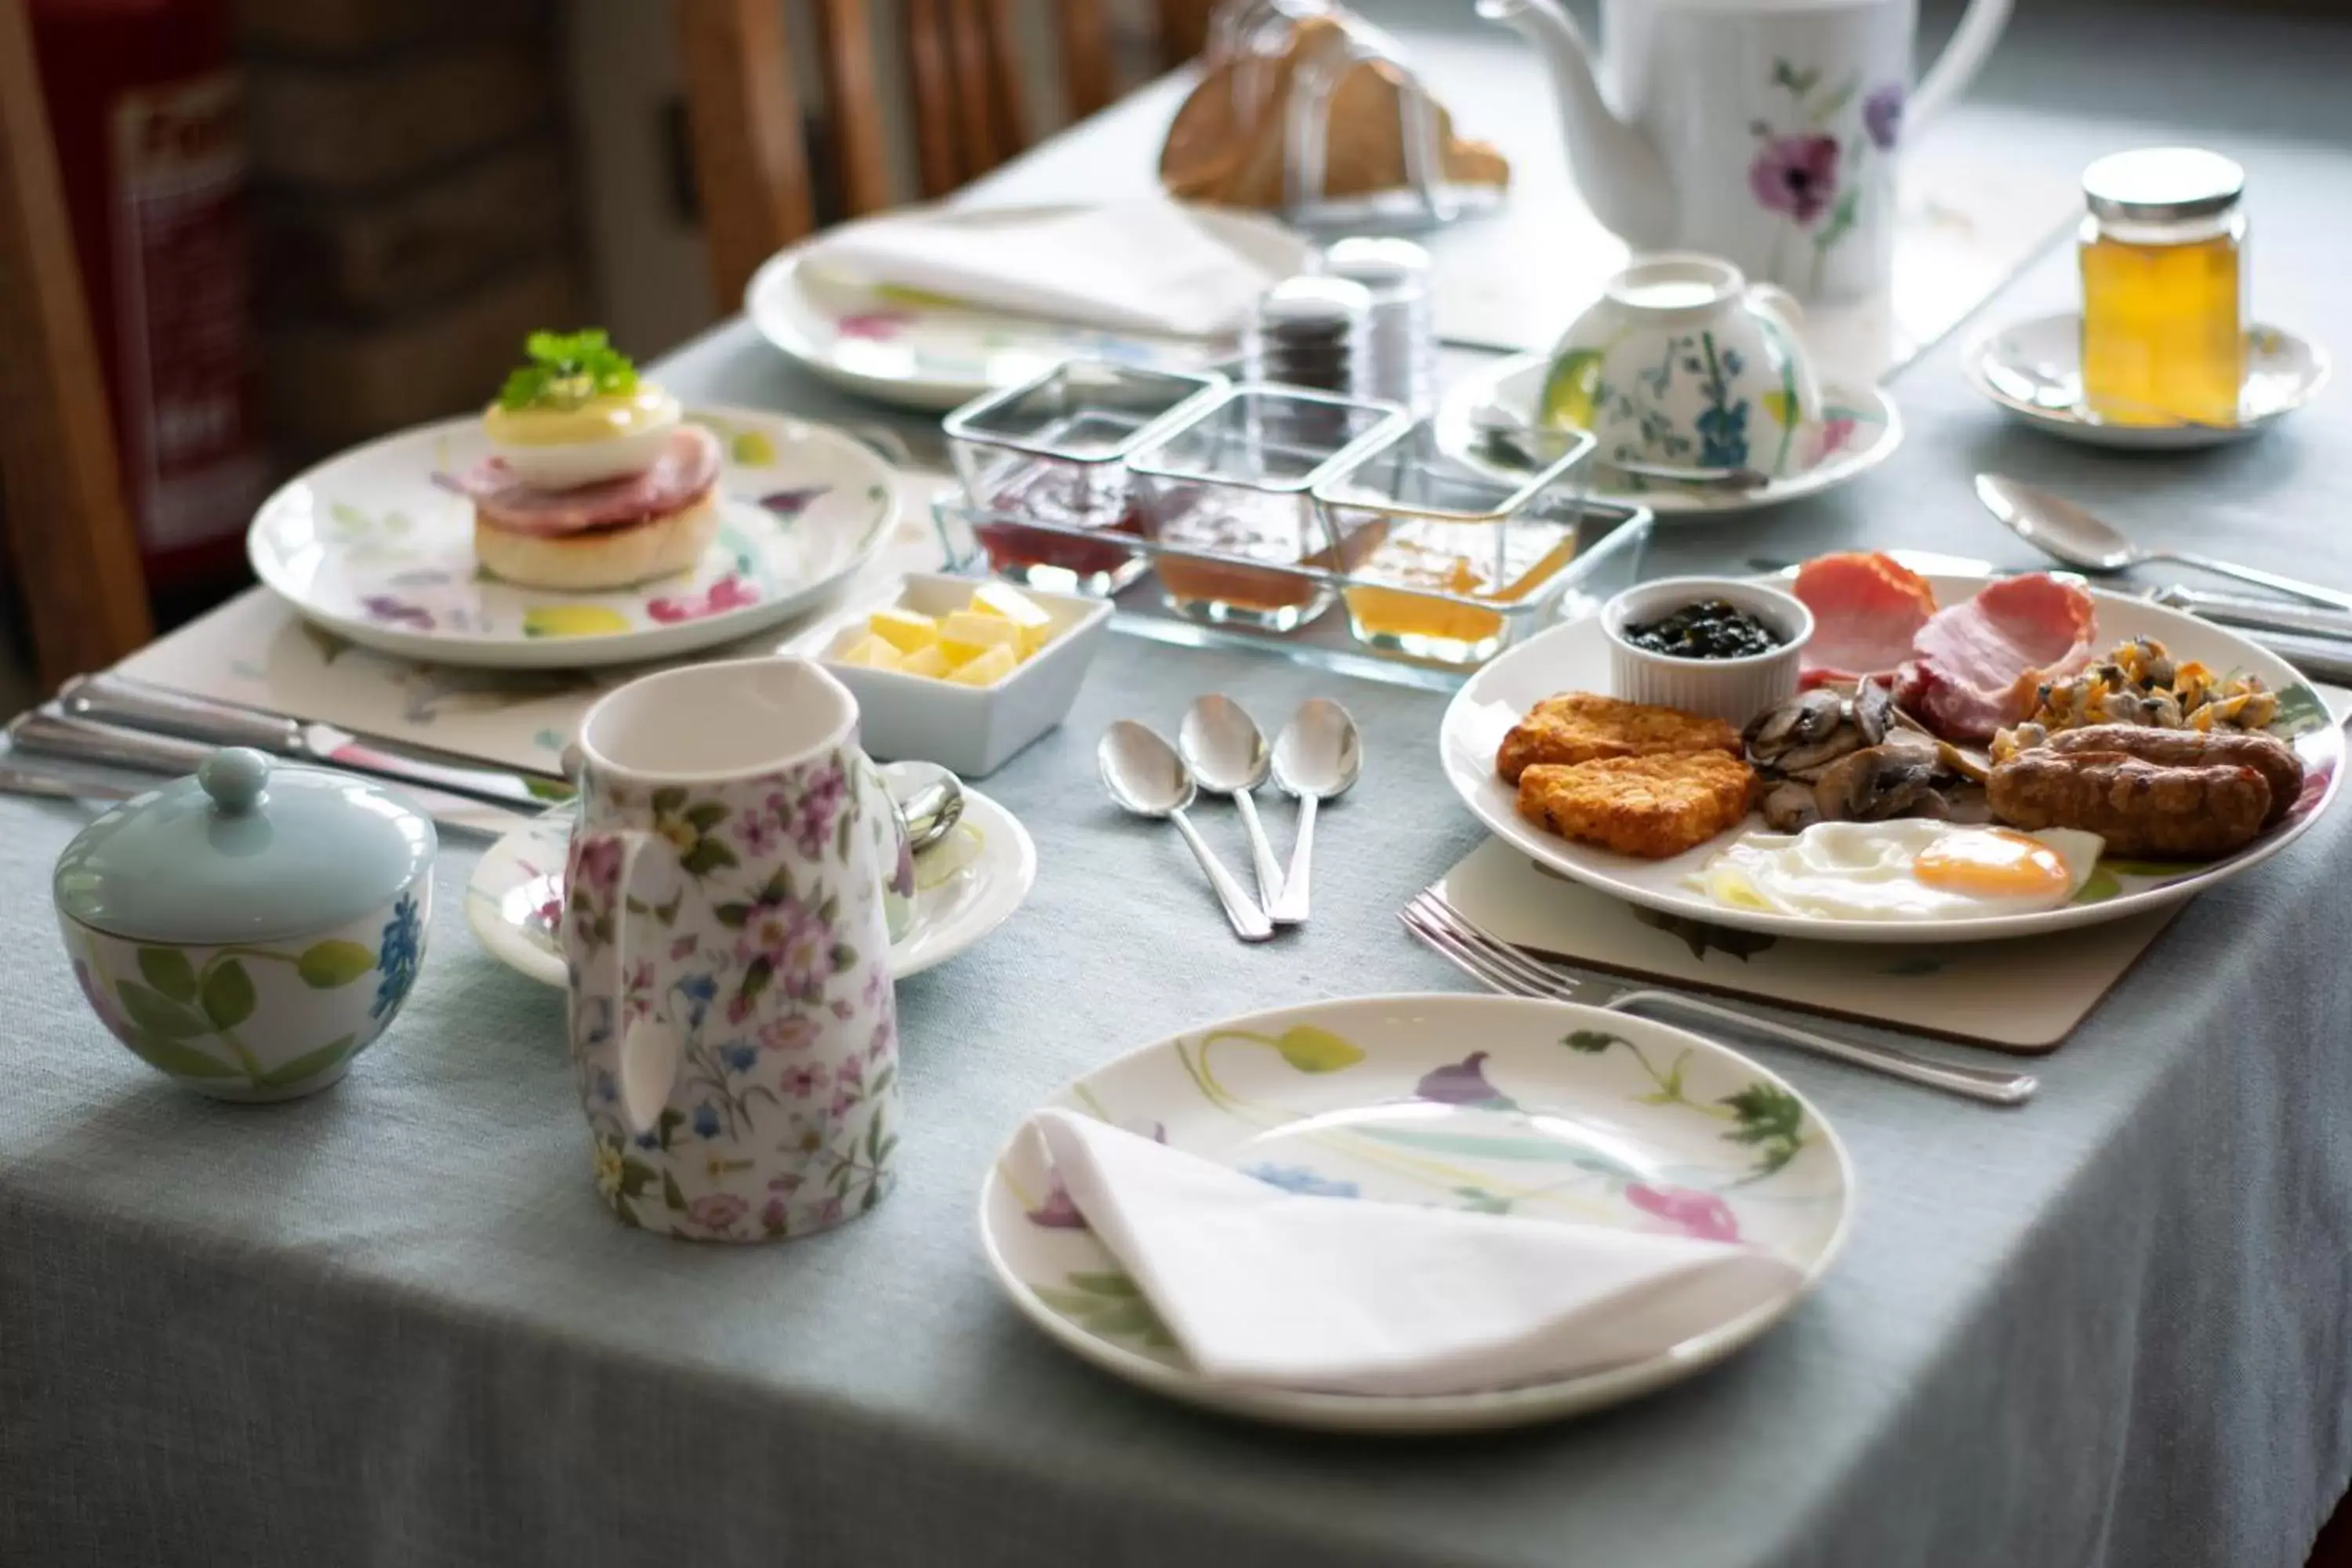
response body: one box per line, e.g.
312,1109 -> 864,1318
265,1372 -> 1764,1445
1693,820 -> 2105,921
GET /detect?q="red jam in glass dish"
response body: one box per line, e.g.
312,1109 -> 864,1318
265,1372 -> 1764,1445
968,455 -> 1147,590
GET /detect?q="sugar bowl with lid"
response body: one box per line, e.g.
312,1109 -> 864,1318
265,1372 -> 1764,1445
53,747 -> 436,1102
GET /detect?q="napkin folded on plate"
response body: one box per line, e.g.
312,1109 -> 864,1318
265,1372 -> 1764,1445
1032,1109 -> 1804,1398
802,201 -> 1284,339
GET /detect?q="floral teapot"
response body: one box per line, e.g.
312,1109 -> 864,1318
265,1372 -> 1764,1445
1482,0 -> 2010,300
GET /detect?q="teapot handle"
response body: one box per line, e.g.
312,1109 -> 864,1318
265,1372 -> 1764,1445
1910,0 -> 2012,132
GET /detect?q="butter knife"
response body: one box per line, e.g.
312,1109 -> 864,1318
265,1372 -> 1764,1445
2146,585 -> 2352,642
6,709 -> 528,838
58,673 -> 570,810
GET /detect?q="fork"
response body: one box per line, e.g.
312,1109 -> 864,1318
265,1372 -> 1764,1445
1400,889 -> 2038,1105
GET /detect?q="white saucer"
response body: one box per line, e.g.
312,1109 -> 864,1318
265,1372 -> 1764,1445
1965,313 -> 2328,451
465,781 -> 1035,987
1436,354 -> 1903,518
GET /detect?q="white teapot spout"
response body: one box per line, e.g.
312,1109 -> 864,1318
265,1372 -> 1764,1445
1477,0 -> 1674,247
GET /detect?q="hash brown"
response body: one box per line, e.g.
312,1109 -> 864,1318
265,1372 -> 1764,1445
1516,752 -> 1758,859
1496,693 -> 1743,784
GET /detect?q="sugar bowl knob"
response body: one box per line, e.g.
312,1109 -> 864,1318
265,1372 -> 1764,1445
198,746 -> 272,815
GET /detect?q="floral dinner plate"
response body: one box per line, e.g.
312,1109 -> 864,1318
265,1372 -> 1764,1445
743,203 -> 1309,412
249,407 -> 900,670
979,993 -> 1853,1433
1436,352 -> 1901,518
1440,573 -> 2347,943
465,778 -> 1035,987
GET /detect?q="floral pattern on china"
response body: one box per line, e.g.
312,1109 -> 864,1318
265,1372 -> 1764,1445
247,402 -> 900,669
563,659 -> 911,1243
980,994 -> 1853,1430
1486,0 -> 2009,301
566,760 -> 905,1240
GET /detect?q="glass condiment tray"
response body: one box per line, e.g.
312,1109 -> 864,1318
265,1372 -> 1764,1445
926,493 -> 1653,692
932,358 -> 1651,688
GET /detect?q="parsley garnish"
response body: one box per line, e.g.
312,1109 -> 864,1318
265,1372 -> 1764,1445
495,329 -> 638,412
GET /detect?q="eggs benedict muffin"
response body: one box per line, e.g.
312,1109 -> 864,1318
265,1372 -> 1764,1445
457,330 -> 721,590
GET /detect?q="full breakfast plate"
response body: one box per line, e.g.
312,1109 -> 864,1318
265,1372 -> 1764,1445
979,994 -> 1853,1433
1441,567 -> 2345,943
249,405 -> 898,670
466,779 -> 1036,986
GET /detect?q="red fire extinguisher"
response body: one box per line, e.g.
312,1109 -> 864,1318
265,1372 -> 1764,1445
29,0 -> 265,601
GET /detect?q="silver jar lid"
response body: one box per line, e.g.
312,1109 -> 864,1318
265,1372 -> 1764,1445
2082,147 -> 2244,224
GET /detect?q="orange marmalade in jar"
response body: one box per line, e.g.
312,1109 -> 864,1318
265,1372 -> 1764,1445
2078,147 -> 2246,426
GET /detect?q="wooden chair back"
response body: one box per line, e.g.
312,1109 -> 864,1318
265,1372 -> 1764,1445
0,0 -> 154,692
676,0 -> 1120,310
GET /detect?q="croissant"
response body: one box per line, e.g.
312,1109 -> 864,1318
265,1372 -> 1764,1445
1160,13 -> 1509,210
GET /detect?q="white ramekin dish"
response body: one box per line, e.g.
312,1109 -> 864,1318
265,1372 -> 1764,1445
1601,577 -> 1814,727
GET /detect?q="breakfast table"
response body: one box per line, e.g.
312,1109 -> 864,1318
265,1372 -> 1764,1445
9,3 -> 2352,1565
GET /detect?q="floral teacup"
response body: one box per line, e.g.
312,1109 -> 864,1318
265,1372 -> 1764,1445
563,657 -> 912,1242
1538,253 -> 1826,481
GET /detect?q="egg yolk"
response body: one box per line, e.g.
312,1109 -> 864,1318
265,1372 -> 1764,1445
1912,829 -> 2071,897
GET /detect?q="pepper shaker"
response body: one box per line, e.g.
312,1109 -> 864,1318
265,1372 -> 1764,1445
1319,237 -> 1437,417
1245,274 -> 1374,401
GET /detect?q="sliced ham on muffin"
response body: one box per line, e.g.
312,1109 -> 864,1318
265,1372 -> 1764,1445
455,423 -> 721,591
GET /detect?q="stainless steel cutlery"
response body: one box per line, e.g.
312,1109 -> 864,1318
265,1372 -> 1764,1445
58,673 -> 568,810
6,707 -> 530,839
1400,887 -> 2038,1105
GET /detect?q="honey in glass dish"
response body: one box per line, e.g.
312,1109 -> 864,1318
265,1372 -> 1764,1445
1341,514 -> 1581,662
2078,147 -> 2247,427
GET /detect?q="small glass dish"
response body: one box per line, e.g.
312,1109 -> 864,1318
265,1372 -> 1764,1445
943,359 -> 1229,595
1127,385 -> 1409,632
1313,418 -> 1599,665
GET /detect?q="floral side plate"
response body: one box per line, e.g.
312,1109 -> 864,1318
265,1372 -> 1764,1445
248,406 -> 900,670
743,203 -> 1309,412
466,779 -> 1035,988
1964,313 -> 2329,451
978,993 -> 1853,1434
1436,352 -> 1902,518
1439,573 -> 2347,944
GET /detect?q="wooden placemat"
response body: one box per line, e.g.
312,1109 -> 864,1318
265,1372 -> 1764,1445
1436,686 -> 2352,1054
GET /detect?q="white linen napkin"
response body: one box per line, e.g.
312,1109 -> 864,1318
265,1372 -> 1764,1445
1030,1109 -> 1806,1397
803,202 -> 1285,339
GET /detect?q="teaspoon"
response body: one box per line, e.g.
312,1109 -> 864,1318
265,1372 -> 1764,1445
1269,699 -> 1361,926
1976,473 -> 2352,612
1098,720 -> 1273,942
883,760 -> 966,854
1179,695 -> 1286,913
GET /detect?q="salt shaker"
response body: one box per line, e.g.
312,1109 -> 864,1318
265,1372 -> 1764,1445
1319,237 -> 1437,417
1245,274 -> 1374,400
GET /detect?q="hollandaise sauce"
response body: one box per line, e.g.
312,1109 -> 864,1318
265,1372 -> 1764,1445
484,384 -> 681,447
